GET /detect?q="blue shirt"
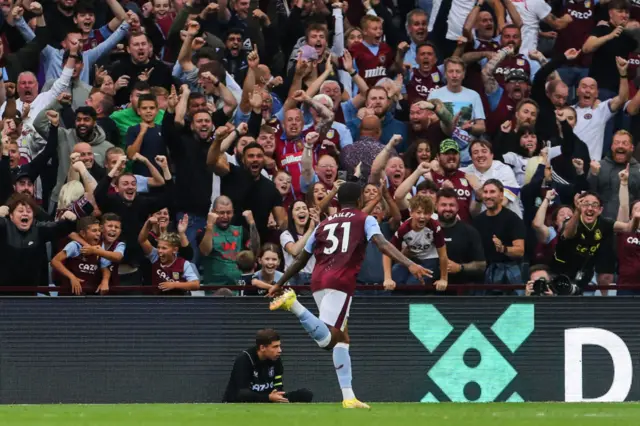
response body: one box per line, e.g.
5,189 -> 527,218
347,111 -> 409,152
16,18 -> 131,83
125,125 -> 168,177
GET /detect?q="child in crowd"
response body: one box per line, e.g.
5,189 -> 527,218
139,216 -> 200,295
51,217 -> 111,295
252,243 -> 284,295
382,195 -> 449,291
236,250 -> 257,296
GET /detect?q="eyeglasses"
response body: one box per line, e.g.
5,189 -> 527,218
582,202 -> 600,209
317,165 -> 337,169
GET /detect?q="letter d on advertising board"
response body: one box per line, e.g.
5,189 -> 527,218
564,328 -> 632,402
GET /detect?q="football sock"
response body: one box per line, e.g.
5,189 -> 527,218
292,300 -> 331,348
333,342 -> 355,400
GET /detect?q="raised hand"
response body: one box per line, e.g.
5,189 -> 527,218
142,2 -> 153,18
168,85 -> 179,109
572,158 -> 584,175
590,160 -> 601,176
186,20 -> 200,36
206,211 -> 219,228
545,189 -> 557,202
191,37 -> 206,51
178,214 -> 189,234
247,44 -> 260,69
46,110 -> 60,127
619,163 -> 630,185
616,56 -> 629,75
500,120 -> 512,133
237,122 -> 249,135
242,210 -> 255,225
249,90 -> 263,110
114,75 -> 130,91
139,68 -> 154,82
155,155 -> 168,169
57,92 -> 72,106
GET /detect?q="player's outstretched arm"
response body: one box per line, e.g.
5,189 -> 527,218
372,235 -> 433,283
269,251 -> 313,297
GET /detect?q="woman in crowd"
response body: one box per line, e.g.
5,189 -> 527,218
280,200 -> 318,285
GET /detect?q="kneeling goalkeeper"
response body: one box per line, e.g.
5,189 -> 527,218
223,329 -> 313,403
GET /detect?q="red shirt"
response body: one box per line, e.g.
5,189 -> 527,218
486,91 -> 517,136
617,232 -> 640,285
554,0 -> 595,68
151,255 -> 189,295
407,67 -> 445,104
431,170 -> 473,223
310,208 -> 372,296
494,54 -> 531,88
349,41 -> 394,87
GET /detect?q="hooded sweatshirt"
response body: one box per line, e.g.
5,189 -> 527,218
33,100 -> 114,203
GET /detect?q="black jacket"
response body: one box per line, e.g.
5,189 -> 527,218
532,54 -> 567,143
108,58 -> 177,106
223,347 -> 284,403
162,112 -> 214,217
0,217 -> 75,289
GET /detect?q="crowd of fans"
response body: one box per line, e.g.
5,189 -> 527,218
1,0 -> 639,297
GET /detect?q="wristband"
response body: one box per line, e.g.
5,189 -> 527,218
621,74 -> 629,78
234,129 -> 240,138
213,80 -> 221,87
460,264 -> 465,273
349,70 -> 357,77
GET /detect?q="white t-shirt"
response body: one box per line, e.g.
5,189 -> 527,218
446,0 -> 476,40
462,160 -> 523,218
280,230 -> 316,274
427,86 -> 486,120
509,0 -> 552,55
573,100 -> 615,161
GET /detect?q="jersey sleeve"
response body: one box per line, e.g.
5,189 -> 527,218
364,215 -> 382,241
303,226 -> 319,254
471,91 -> 486,120
274,359 -> 284,391
100,257 -> 111,268
183,261 -> 200,281
546,226 -> 557,245
63,241 -> 81,258
390,219 -> 411,249
146,247 -> 159,263
432,220 -> 446,249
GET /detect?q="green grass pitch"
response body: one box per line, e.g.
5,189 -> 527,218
1,403 -> 639,426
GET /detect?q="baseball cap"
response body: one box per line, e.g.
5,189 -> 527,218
440,139 -> 460,153
11,169 -> 32,184
505,68 -> 529,84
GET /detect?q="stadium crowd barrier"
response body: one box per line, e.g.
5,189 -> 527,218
0,296 -> 637,404
0,283 -> 637,294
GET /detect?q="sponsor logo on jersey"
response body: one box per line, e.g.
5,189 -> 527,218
157,269 -> 179,282
78,263 -> 98,273
569,9 -> 592,19
269,367 -> 275,377
364,66 -> 387,79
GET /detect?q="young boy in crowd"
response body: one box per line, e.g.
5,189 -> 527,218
51,217 -> 112,296
382,195 -> 449,291
125,94 -> 168,177
82,213 -> 126,291
139,216 -> 200,295
236,249 -> 257,296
